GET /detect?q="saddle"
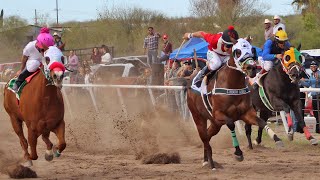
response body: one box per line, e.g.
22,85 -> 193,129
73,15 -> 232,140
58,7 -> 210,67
7,70 -> 40,100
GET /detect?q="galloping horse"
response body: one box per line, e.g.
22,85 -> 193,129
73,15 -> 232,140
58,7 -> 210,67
3,46 -> 66,167
246,47 -> 318,148
187,39 -> 283,170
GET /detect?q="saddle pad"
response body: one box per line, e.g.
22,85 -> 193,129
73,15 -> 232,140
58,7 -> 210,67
7,70 -> 40,100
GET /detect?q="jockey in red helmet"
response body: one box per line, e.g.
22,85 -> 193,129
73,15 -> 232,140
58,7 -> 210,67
183,26 -> 239,88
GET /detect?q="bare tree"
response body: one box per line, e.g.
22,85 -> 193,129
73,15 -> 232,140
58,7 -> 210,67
189,0 -> 218,17
189,0 -> 269,26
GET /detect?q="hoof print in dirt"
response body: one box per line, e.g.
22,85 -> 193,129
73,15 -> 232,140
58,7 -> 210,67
142,152 -> 181,164
7,165 -> 37,179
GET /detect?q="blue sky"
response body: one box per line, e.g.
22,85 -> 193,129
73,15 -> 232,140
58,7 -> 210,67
1,0 -> 296,23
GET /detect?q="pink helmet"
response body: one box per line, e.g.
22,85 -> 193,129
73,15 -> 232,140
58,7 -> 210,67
36,27 -> 54,49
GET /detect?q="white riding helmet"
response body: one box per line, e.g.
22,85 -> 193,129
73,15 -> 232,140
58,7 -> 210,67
232,38 -> 254,63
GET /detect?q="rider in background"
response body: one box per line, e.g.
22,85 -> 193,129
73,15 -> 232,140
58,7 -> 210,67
253,30 -> 291,88
183,26 -> 239,87
12,27 -> 54,91
300,61 -> 320,133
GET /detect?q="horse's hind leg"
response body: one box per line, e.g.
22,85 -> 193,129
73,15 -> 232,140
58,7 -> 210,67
53,120 -> 66,157
244,124 -> 253,149
9,115 -> 32,166
241,108 -> 284,148
42,131 -> 54,161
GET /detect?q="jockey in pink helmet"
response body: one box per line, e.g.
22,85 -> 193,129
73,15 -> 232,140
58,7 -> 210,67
12,27 -> 55,91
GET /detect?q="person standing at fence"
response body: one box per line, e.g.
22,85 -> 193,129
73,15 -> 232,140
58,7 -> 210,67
143,27 -> 161,65
264,19 -> 273,40
273,15 -> 286,35
68,50 -> 79,84
300,61 -> 320,133
90,47 -> 102,64
159,34 -> 173,64
101,45 -> 112,64
53,32 -> 66,51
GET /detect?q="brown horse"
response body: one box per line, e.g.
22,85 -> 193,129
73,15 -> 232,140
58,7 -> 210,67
3,47 -> 66,167
187,42 -> 283,170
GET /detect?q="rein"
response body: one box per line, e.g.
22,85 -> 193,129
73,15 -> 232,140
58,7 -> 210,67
211,58 -> 250,96
279,58 -> 301,83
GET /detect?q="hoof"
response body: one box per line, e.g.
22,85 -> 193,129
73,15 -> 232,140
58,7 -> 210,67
234,155 -> 244,162
287,133 -> 294,141
21,160 -> 33,167
53,146 -> 61,158
247,145 -> 253,150
212,168 -> 217,171
45,150 -> 54,161
253,140 -> 260,145
275,141 -> 284,148
202,161 -> 209,167
310,138 -> 318,146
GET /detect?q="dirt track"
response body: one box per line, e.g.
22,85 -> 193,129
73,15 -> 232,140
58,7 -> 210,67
1,89 -> 320,179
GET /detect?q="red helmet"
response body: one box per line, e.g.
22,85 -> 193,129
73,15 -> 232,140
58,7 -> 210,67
162,34 -> 168,39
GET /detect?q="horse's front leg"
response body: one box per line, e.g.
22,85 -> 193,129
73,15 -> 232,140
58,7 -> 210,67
290,99 -> 318,145
28,128 -> 39,160
42,131 -> 54,161
53,120 -> 67,157
241,108 -> 284,148
271,96 -> 295,139
215,111 -> 243,161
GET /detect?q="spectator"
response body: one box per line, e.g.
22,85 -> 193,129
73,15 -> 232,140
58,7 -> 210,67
168,60 -> 182,79
90,47 -> 102,64
179,60 -> 193,79
159,34 -> 173,64
53,32 -> 66,51
100,45 -> 112,64
264,19 -> 273,40
143,26 -> 161,65
273,15 -> 286,35
300,61 -> 320,133
68,50 -> 79,84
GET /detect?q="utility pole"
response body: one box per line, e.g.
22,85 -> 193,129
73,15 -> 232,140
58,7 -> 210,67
34,9 -> 38,25
55,0 -> 59,25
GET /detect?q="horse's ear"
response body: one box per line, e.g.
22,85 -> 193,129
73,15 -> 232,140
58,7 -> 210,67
297,43 -> 301,51
284,46 -> 290,51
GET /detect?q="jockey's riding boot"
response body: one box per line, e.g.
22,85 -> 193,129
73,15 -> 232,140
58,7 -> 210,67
252,69 -> 267,90
195,66 -> 210,88
12,69 -> 33,91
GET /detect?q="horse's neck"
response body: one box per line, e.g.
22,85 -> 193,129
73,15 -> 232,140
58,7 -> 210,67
33,71 -> 55,95
274,63 -> 291,82
215,58 -> 245,88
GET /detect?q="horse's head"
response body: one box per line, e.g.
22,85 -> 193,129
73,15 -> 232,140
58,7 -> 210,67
232,38 -> 257,78
281,47 -> 304,83
44,46 -> 66,89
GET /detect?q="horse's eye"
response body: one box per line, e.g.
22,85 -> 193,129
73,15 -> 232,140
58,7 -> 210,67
234,49 -> 241,58
285,55 -> 291,62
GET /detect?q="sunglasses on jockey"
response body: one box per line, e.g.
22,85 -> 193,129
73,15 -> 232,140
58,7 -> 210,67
223,42 -> 233,48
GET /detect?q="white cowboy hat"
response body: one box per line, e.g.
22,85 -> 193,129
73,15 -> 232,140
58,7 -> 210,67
264,19 -> 271,24
273,15 -> 280,20
53,32 -> 60,37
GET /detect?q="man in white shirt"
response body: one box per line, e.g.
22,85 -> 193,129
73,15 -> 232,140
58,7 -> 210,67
264,19 -> 273,40
273,15 -> 286,35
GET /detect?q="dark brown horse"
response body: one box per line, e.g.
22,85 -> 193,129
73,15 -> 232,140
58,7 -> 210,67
187,42 -> 283,170
3,47 -> 66,167
246,47 -> 318,148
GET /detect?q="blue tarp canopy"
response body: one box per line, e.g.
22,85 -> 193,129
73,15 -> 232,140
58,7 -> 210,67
169,38 -> 208,60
